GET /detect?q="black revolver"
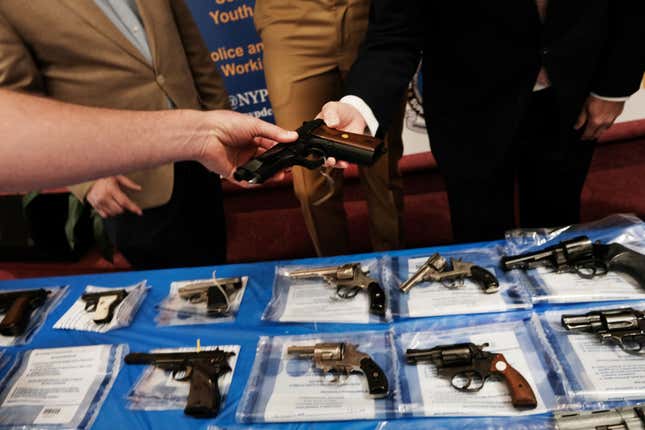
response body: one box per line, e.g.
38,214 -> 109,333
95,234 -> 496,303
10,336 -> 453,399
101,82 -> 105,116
501,236 -> 645,287
562,307 -> 645,354
124,348 -> 235,418
233,119 -> 385,184
406,342 -> 538,409
0,288 -> 49,336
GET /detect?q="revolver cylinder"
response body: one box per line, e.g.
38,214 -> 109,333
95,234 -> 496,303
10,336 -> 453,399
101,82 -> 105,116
562,308 -> 644,333
501,236 -> 594,271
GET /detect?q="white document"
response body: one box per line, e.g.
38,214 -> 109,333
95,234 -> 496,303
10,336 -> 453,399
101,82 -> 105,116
263,343 -> 377,421
564,331 -> 645,400
414,331 -> 547,416
53,281 -> 148,333
156,277 -> 248,326
278,282 -> 371,323
536,267 -> 645,302
128,345 -> 240,410
405,258 -> 514,317
1,344 -> 120,425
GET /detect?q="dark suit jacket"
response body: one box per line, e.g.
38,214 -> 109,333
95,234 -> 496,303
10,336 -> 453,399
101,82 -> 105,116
346,0 -> 645,152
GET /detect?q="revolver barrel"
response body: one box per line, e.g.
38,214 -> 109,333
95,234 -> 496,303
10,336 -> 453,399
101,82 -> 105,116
286,345 -> 316,356
286,266 -> 340,279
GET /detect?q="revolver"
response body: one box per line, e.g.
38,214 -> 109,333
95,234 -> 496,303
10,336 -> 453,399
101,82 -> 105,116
561,307 -> 645,354
125,348 -> 235,418
406,342 -> 538,409
287,342 -> 389,398
285,263 -> 386,317
234,119 -> 385,201
555,404 -> 645,430
0,288 -> 50,336
400,253 -> 499,294
81,289 -> 128,324
178,277 -> 243,316
501,236 -> 645,287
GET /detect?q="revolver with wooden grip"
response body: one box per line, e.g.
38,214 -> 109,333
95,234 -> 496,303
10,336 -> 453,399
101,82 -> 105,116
287,342 -> 389,398
0,288 -> 49,336
234,119 -> 385,191
124,348 -> 235,418
285,263 -> 386,317
406,342 -> 538,409
400,253 -> 499,294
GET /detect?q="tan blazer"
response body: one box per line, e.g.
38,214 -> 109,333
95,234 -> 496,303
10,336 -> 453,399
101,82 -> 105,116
0,0 -> 228,208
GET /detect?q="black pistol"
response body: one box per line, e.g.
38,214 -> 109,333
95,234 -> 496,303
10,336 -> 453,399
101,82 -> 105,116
0,288 -> 50,336
81,289 -> 128,324
124,348 -> 235,418
501,235 -> 645,287
233,119 -> 385,184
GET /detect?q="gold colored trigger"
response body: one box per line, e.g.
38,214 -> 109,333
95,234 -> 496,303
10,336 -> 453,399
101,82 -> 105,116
312,163 -> 335,207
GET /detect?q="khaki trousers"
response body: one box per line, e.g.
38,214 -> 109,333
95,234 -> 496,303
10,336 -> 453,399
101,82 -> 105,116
255,0 -> 405,256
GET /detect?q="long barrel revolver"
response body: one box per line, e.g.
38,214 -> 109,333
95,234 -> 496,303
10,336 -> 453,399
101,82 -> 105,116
400,253 -> 499,294
555,404 -> 645,430
177,277 -> 243,316
124,348 -> 235,418
406,342 -> 538,409
0,288 -> 49,336
81,289 -> 128,324
501,235 -> 645,287
561,307 -> 645,354
287,342 -> 389,398
234,119 -> 385,185
285,263 -> 386,317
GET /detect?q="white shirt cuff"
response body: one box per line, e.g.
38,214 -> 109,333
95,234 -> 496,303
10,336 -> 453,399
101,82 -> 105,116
590,92 -> 630,102
339,95 -> 380,137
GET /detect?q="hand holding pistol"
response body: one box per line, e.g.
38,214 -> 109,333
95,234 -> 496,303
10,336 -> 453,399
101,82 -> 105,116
562,307 -> 645,354
501,236 -> 645,288
0,288 -> 50,336
285,263 -> 386,317
287,342 -> 389,397
124,348 -> 235,418
406,342 -> 537,408
400,253 -> 499,294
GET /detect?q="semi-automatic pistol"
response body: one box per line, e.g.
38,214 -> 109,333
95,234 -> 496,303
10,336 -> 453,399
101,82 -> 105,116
287,342 -> 389,398
0,288 -> 50,336
285,263 -> 386,317
177,277 -> 243,316
81,289 -> 128,324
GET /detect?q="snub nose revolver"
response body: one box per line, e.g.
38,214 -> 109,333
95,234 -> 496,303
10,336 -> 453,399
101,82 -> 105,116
287,342 -> 389,398
285,263 -> 386,317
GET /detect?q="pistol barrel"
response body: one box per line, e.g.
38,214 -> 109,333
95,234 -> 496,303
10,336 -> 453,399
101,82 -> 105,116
561,314 -> 601,331
400,266 -> 429,293
405,348 -> 440,364
285,266 -> 339,279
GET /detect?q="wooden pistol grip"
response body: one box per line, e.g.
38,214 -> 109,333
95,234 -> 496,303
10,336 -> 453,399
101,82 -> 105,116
313,124 -> 384,151
490,354 -> 537,408
0,295 -> 32,336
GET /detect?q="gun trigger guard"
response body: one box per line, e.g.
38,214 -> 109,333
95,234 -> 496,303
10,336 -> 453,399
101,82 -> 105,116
172,367 -> 192,382
312,164 -> 335,207
618,337 -> 645,355
451,370 -> 486,392
336,285 -> 361,299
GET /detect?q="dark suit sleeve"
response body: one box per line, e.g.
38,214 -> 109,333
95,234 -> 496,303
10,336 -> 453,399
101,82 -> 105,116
344,0 -> 423,135
170,0 -> 230,110
591,1 -> 645,98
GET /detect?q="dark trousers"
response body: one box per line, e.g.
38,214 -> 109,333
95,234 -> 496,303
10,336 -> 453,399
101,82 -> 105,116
105,161 -> 226,269
435,89 -> 595,243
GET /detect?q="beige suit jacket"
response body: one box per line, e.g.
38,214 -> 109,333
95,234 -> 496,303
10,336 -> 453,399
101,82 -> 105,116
0,0 -> 228,208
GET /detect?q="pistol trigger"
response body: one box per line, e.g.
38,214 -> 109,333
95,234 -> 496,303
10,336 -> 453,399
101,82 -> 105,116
312,165 -> 335,207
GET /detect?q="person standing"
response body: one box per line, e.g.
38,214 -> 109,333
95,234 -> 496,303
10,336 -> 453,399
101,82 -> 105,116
319,0 -> 645,242
255,0 -> 406,256
0,0 -> 230,268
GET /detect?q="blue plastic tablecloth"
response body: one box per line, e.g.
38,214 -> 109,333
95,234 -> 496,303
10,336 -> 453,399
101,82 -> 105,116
0,240 -> 549,430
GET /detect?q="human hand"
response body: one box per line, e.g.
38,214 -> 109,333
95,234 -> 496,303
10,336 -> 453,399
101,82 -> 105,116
315,101 -> 370,168
86,175 -> 143,218
193,110 -> 298,185
574,95 -> 625,141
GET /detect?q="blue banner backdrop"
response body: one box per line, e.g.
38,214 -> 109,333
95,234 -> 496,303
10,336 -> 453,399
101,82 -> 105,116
184,0 -> 274,122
